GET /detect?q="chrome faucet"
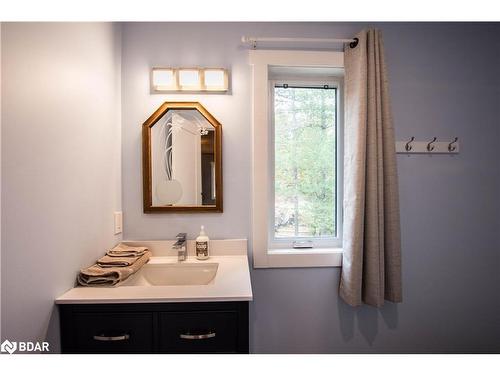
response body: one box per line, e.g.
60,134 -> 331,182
173,233 -> 187,262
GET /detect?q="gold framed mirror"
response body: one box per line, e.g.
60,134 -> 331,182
142,102 -> 222,213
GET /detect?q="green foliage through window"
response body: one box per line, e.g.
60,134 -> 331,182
274,85 -> 336,238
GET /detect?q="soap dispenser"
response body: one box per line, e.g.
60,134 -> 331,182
195,225 -> 210,260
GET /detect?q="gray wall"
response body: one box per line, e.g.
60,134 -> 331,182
121,22 -> 500,353
1,23 -> 122,350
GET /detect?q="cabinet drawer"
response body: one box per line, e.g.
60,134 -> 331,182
159,311 -> 238,353
73,312 -> 154,353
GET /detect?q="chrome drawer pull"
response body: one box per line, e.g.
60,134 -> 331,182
179,331 -> 216,340
93,333 -> 130,341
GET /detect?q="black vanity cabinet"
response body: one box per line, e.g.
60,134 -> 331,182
59,301 -> 249,354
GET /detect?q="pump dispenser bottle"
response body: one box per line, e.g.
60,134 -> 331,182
195,225 -> 210,260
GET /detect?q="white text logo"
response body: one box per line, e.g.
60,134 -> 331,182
1,339 -> 50,354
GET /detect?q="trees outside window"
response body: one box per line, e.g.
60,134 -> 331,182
273,85 -> 337,239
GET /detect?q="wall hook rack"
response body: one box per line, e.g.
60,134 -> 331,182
396,137 -> 460,154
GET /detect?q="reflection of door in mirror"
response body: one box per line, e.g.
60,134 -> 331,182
151,109 -> 215,207
201,131 -> 216,205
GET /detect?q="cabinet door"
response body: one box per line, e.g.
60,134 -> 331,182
72,312 -> 154,353
159,311 -> 238,353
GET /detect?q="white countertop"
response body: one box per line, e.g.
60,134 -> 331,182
55,239 -> 253,304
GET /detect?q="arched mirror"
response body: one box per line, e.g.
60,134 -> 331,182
142,102 -> 222,212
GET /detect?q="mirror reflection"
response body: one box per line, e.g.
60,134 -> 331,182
151,109 -> 216,207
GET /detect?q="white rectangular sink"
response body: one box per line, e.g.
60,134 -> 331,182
122,262 -> 219,286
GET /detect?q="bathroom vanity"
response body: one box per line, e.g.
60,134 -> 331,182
58,301 -> 248,353
56,240 -> 252,354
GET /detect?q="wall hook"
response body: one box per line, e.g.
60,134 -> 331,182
448,137 -> 458,152
405,136 -> 415,151
427,137 -> 437,152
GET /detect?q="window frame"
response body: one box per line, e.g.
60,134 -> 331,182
268,79 -> 343,250
250,50 -> 344,268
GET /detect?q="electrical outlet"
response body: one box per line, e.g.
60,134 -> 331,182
114,211 -> 123,234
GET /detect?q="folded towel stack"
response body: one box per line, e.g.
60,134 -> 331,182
77,244 -> 151,287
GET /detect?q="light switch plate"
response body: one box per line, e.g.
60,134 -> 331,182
114,211 -> 123,234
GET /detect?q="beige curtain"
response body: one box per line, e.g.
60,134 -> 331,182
339,29 -> 402,307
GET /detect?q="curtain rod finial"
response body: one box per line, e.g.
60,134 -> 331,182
350,37 -> 359,49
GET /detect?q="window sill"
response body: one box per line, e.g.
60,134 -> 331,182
253,248 -> 343,269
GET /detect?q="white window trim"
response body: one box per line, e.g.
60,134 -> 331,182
250,50 -> 344,268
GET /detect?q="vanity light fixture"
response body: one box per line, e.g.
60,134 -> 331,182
151,67 -> 228,93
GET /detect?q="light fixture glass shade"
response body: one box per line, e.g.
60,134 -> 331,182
178,69 -> 200,88
204,69 -> 226,90
152,69 -> 175,89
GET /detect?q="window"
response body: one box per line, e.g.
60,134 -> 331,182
250,50 -> 344,268
270,81 -> 341,250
